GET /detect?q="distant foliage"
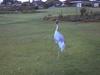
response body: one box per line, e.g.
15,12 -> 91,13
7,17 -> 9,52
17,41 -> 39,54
80,7 -> 87,16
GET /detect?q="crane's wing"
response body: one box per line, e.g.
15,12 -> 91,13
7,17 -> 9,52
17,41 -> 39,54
54,31 -> 64,43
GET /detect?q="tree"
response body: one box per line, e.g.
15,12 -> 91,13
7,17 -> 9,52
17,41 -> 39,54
45,0 -> 59,7
2,0 -> 17,4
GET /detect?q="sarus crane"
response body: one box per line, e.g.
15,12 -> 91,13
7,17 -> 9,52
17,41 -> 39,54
54,20 -> 65,52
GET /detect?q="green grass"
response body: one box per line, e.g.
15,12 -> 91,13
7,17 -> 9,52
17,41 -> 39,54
0,7 -> 100,75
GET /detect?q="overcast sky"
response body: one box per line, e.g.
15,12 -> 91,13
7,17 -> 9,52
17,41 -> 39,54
0,0 -> 65,3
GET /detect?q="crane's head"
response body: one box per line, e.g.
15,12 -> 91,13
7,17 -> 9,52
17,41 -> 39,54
55,18 -> 61,32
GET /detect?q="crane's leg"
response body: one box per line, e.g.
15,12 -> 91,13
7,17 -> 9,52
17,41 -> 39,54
57,51 -> 60,59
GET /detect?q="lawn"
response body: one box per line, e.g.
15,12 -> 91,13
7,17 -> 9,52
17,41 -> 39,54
0,7 -> 100,75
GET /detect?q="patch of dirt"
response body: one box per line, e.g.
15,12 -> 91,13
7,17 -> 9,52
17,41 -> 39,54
43,14 -> 100,22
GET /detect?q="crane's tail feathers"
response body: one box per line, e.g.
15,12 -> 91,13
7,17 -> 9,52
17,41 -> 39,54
58,42 -> 65,52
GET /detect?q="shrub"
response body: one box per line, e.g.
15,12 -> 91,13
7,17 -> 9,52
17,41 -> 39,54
80,7 -> 87,16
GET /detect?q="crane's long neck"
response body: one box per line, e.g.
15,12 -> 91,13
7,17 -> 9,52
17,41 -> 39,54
55,25 -> 59,32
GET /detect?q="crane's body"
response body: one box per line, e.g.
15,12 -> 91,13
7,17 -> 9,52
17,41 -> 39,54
54,24 -> 65,52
